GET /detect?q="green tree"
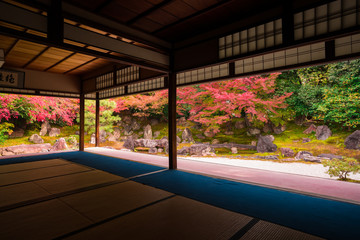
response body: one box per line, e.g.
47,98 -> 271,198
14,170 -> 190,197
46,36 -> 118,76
323,158 -> 360,180
78,100 -> 121,135
316,60 -> 360,128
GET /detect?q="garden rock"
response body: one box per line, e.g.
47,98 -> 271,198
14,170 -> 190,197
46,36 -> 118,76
39,121 -> 51,136
251,141 -> 257,146
196,134 -> 205,139
303,156 -> 324,163
100,130 -> 107,142
177,117 -> 187,126
143,124 -> 152,139
122,115 -> 132,124
123,136 -> 134,151
248,128 -> 261,136
204,130 -> 216,138
134,139 -> 158,148
273,124 -> 286,134
107,133 -> 117,142
318,154 -> 343,160
302,138 -> 312,143
256,135 -> 277,153
154,131 -> 161,138
211,139 -> 220,144
234,121 -> 245,129
9,128 -> 24,138
178,146 -> 190,155
29,134 -> 44,144
90,134 -> 96,144
113,127 -> 121,140
280,148 -> 294,157
315,125 -> 332,140
159,137 -> 169,149
177,136 -> 181,144
256,155 -> 279,160
231,147 -> 238,154
224,131 -> 234,135
123,125 -> 133,136
295,151 -> 313,160
303,124 -> 317,134
158,148 -> 163,153
344,130 -> 360,150
131,119 -> 141,131
189,144 -> 215,157
263,123 -> 273,133
52,138 -> 68,151
182,128 -> 194,143
49,128 -> 61,137
148,148 -> 158,154
1,143 -> 51,155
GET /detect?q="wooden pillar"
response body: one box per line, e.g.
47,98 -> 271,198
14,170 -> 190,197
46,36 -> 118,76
95,93 -> 100,147
79,93 -> 85,151
168,73 -> 177,169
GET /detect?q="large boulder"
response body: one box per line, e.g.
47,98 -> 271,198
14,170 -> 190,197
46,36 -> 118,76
134,139 -> 158,148
148,147 -> 158,154
189,144 -> 215,156
295,151 -> 313,160
315,125 -> 332,140
49,128 -> 61,137
182,128 -> 194,143
303,124 -> 317,134
177,146 -> 190,155
344,130 -> 360,150
143,124 -> 152,139
52,138 -> 68,151
9,128 -> 25,138
153,131 -> 161,138
280,147 -> 294,157
1,143 -> 51,155
123,136 -> 135,151
100,130 -> 107,142
39,121 -> 51,136
256,135 -> 277,153
29,134 -> 44,144
131,119 -> 141,131
123,124 -> 133,136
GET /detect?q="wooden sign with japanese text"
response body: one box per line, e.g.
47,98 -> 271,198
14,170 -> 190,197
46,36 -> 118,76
0,69 -> 25,88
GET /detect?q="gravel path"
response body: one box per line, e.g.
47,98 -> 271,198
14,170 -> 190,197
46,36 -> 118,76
180,156 -> 360,180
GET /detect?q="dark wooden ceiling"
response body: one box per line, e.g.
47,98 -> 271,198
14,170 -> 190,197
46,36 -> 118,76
63,0 -> 331,42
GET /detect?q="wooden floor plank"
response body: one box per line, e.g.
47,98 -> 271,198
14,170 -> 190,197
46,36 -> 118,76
35,170 -> 124,194
240,220 -> 325,240
0,159 -> 70,174
0,182 -> 50,208
0,199 -> 92,240
0,164 -> 92,186
64,196 -> 252,240
61,181 -> 173,222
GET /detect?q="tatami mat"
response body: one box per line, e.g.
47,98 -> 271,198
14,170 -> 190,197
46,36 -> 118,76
0,157 -> 333,240
60,181 -> 173,222
64,195 -> 252,240
0,199 -> 92,240
0,163 -> 92,186
35,170 -> 123,194
0,182 -> 50,208
0,159 -> 70,174
240,220 -> 325,240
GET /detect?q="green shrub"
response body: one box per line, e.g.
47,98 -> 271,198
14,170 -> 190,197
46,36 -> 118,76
323,158 -> 360,180
0,122 -> 14,144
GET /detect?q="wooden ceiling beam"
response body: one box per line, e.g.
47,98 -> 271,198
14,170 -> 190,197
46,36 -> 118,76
22,46 -> 50,68
152,0 -> 233,34
95,0 -> 114,13
44,52 -> 76,72
127,0 -> 175,25
64,57 -> 98,74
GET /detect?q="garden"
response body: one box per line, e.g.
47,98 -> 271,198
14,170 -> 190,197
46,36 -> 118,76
1,60 -> 360,181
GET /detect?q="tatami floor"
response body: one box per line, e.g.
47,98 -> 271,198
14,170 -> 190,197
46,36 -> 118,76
0,158 -> 324,240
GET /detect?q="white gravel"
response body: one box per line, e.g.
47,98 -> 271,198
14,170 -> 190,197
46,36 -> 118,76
180,156 -> 360,180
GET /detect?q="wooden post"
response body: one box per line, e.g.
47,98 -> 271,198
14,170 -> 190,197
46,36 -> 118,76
168,73 -> 177,169
95,92 -> 100,147
79,93 -> 85,151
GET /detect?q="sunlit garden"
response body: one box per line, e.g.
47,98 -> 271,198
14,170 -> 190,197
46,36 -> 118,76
1,60 -> 360,181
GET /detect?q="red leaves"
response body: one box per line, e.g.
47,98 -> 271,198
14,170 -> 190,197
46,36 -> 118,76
177,73 -> 292,131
